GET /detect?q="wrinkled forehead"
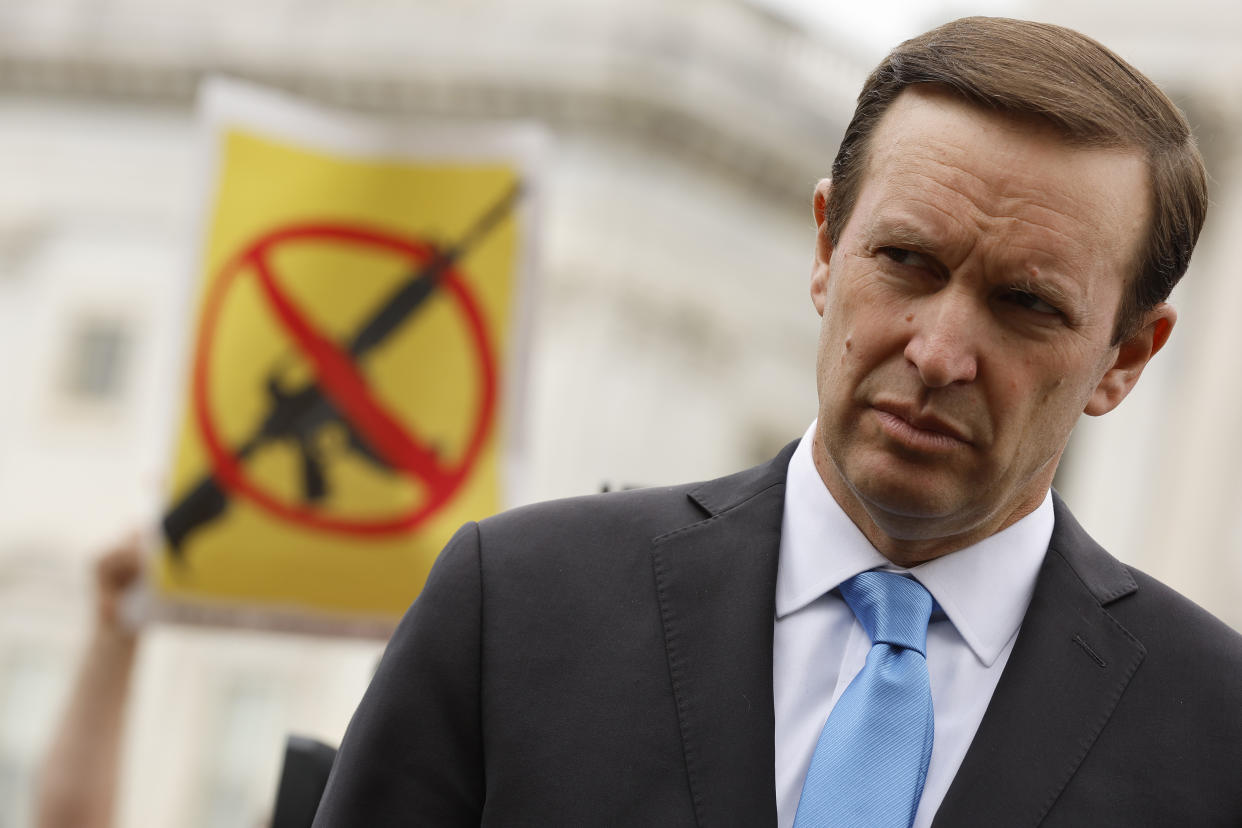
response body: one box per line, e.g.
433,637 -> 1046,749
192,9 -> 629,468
858,88 -> 1151,273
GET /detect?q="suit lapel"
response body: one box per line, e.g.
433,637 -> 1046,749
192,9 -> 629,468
932,495 -> 1145,827
651,445 -> 794,827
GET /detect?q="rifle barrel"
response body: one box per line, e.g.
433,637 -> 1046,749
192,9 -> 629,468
348,181 -> 523,357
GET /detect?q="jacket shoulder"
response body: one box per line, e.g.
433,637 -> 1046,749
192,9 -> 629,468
1114,563 -> 1242,674
474,440 -> 798,565
1050,493 -> 1242,670
477,482 -> 707,553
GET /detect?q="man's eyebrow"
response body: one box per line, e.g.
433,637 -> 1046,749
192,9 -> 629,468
1012,273 -> 1073,303
863,218 -> 941,251
1010,270 -> 1091,319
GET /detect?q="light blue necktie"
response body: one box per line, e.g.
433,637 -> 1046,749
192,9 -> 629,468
793,571 -> 935,828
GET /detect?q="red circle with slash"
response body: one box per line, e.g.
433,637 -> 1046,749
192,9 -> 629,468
192,223 -> 497,536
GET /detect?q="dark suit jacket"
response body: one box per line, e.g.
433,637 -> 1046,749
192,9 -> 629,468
313,443 -> 1242,826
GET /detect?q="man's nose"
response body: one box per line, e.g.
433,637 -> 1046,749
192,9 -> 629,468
902,293 -> 980,387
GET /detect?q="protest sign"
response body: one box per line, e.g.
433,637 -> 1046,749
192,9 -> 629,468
151,79 -> 543,635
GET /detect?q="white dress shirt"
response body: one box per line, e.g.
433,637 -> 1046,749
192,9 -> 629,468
774,423 -> 1052,828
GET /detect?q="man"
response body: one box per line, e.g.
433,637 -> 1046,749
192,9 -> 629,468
314,17 -> 1242,827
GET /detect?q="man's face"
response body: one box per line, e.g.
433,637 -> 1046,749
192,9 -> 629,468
811,87 -> 1172,562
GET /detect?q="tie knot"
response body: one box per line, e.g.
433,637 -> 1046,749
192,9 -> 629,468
839,571 -> 933,655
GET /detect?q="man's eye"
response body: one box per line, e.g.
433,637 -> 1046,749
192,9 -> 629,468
1007,290 -> 1060,316
877,247 -> 930,269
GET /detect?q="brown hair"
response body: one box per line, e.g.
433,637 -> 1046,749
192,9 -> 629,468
825,17 -> 1208,342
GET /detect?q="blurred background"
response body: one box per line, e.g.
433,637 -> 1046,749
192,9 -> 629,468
0,0 -> 1239,825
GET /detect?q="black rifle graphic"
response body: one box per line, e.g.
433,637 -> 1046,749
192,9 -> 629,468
162,182 -> 523,560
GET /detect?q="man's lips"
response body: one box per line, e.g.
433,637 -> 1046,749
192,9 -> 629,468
871,403 -> 972,450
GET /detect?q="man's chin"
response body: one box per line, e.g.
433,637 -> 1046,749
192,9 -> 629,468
850,480 -> 977,538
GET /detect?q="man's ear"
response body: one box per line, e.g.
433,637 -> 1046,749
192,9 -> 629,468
1084,303 -> 1177,416
811,178 -> 834,317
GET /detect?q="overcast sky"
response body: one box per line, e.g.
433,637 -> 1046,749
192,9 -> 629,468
753,0 -> 1024,56
749,0 -> 1242,90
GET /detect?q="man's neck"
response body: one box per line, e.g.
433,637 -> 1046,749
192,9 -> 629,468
811,438 -> 1053,567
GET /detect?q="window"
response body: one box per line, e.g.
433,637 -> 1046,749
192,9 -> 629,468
60,316 -> 132,403
0,650 -> 69,828
198,681 -> 283,828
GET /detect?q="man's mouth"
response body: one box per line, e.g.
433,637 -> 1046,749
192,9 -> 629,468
871,403 -> 972,451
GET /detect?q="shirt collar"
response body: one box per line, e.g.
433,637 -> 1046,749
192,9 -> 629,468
776,422 -> 1052,667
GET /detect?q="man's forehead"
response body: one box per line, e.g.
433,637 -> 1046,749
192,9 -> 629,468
854,88 -> 1150,254
869,89 -> 1101,181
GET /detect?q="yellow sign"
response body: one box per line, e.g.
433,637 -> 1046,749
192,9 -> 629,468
154,80 -> 542,634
